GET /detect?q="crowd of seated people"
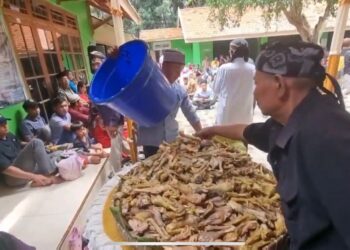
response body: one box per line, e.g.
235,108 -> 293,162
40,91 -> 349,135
0,44 -> 137,190
0,114 -> 59,187
0,68 -> 124,188
180,63 -> 216,110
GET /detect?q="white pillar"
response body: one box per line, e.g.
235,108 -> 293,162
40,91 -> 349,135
325,0 -> 350,91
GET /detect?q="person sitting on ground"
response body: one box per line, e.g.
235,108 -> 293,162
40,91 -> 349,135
187,73 -> 198,98
67,70 -> 78,93
193,80 -> 216,110
21,99 -> 51,143
0,115 -> 59,187
49,96 -> 75,145
69,98 -> 89,125
77,81 -> 90,104
56,70 -> 88,106
72,122 -> 109,165
211,57 -> 220,69
181,76 -> 189,88
207,75 -> 214,86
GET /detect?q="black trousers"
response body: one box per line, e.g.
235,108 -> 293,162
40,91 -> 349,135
143,145 -> 159,158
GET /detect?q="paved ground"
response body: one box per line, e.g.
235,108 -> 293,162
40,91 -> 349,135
177,87 -> 350,170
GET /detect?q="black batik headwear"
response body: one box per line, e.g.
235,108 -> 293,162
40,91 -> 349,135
256,41 -> 345,109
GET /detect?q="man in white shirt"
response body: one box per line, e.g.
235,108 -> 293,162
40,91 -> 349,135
193,79 -> 215,110
213,39 -> 255,125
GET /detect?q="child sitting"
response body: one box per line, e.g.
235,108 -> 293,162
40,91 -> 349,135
88,106 -> 111,148
77,81 -> 90,104
71,122 -> 109,164
69,99 -> 89,125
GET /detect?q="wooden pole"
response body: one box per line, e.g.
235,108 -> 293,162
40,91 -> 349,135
110,0 -> 138,163
111,0 -> 125,45
325,0 -> 350,91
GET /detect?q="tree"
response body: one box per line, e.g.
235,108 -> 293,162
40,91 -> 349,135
124,0 -> 187,37
205,0 -> 339,44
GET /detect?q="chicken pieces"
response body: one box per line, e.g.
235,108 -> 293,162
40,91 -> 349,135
111,135 -> 286,249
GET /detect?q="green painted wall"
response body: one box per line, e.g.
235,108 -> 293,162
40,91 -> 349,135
171,39 -> 193,64
192,42 -> 213,66
260,37 -> 268,45
163,39 -> 214,66
192,43 -> 201,65
0,103 -> 26,135
51,0 -> 93,80
199,42 -> 213,61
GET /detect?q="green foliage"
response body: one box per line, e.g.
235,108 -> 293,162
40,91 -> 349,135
124,0 -> 206,37
205,0 -> 338,42
123,0 -> 337,42
124,0 -> 186,37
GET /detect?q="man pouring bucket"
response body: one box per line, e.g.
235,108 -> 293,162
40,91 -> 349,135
138,49 -> 202,158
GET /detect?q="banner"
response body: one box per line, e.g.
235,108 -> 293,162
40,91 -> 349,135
0,15 -> 25,108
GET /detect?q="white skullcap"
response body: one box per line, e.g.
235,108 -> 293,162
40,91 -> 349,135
162,49 -> 185,64
90,50 -> 106,59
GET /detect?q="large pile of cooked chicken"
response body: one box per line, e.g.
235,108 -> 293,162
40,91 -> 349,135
112,135 -> 286,249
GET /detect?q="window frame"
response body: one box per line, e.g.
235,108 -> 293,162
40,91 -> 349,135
3,0 -> 88,117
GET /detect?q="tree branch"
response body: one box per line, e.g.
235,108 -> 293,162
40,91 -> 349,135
282,0 -> 312,42
312,1 -> 334,43
205,0 -> 338,44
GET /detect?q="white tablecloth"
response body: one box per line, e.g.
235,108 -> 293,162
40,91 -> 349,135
83,164 -> 135,250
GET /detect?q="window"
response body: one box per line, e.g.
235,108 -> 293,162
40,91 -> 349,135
9,24 -> 26,51
71,37 -> 82,52
22,25 -> 37,52
66,16 -> 77,30
3,0 -> 27,14
75,54 -> 85,69
37,28 -> 55,51
31,1 -> 49,20
57,33 -> 70,52
51,10 -> 65,26
9,23 -> 50,118
57,33 -> 87,82
4,1 -> 87,116
19,55 -> 42,77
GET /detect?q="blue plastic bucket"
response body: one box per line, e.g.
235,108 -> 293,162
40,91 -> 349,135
89,40 -> 177,127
